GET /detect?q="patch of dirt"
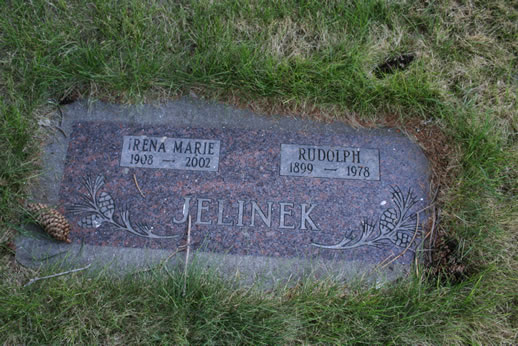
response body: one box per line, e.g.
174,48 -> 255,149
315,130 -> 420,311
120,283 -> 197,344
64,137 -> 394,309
428,235 -> 467,281
374,53 -> 415,78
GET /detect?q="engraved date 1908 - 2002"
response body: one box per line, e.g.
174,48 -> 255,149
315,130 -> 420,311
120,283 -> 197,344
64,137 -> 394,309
120,136 -> 221,172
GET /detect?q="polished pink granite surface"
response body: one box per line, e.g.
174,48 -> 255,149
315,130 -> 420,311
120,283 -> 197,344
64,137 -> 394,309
59,121 -> 431,265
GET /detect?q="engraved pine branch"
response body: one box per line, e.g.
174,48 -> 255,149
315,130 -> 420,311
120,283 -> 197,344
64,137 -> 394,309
67,175 -> 177,239
312,186 -> 421,250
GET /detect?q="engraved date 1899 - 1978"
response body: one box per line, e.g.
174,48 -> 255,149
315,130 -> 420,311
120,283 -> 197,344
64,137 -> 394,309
280,144 -> 379,180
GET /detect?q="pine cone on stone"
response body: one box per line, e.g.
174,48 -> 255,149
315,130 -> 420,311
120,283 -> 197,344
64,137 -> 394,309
26,202 -> 72,243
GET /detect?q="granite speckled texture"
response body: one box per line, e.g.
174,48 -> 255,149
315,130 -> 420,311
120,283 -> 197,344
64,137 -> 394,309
16,99 -> 432,285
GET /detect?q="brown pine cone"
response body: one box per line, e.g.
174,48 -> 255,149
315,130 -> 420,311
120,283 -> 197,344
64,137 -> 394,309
26,202 -> 72,243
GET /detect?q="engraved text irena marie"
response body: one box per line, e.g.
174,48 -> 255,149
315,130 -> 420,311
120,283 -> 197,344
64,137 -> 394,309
120,135 -> 221,171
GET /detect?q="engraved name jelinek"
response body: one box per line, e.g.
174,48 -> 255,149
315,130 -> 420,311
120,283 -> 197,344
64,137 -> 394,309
171,197 -> 320,231
72,175 -> 422,252
280,144 -> 380,180
70,175 -> 321,238
120,136 -> 220,171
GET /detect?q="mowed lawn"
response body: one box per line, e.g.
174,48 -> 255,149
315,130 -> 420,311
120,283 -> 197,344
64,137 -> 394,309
0,0 -> 516,343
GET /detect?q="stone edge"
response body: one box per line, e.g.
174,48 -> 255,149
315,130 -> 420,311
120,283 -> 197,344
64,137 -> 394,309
17,226 -> 407,287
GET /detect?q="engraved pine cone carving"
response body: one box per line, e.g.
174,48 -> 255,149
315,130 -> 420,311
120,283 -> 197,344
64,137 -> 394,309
69,175 -> 177,239
26,202 -> 72,243
312,186 -> 421,250
380,208 -> 412,247
379,208 -> 398,235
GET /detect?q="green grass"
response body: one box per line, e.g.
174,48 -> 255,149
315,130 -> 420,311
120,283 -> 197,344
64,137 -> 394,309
0,266 -> 510,344
1,0 -> 517,343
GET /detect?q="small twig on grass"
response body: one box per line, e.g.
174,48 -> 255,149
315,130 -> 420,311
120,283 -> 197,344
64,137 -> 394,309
183,215 -> 192,297
24,263 -> 91,287
56,103 -> 64,128
415,249 -> 419,276
413,202 -> 436,216
132,245 -> 186,275
163,245 -> 187,266
414,186 -> 439,215
54,125 -> 68,138
431,208 -> 441,249
427,206 -> 437,263
133,174 -> 145,198
33,250 -> 69,262
38,122 -> 67,138
46,99 -> 68,138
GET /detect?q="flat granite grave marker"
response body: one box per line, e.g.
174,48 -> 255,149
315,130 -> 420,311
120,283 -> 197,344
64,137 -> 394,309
17,99 -> 432,285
